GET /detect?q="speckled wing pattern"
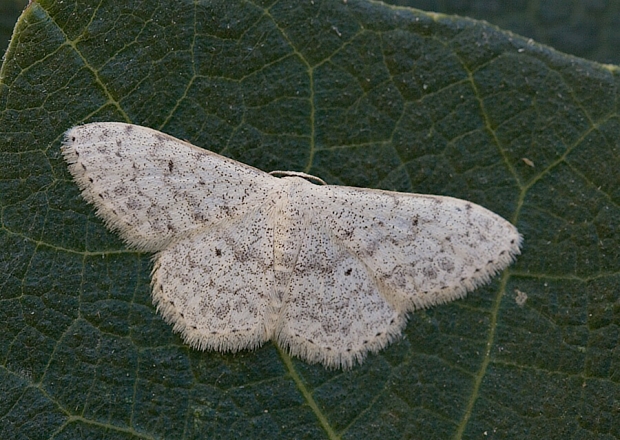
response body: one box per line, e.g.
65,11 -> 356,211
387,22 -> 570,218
62,122 -> 278,252
152,203 -> 278,353
63,122 -> 522,369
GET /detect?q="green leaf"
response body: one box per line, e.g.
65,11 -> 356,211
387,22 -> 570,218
1,0 -> 619,438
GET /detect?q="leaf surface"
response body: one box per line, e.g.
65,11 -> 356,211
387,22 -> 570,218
1,0 -> 619,438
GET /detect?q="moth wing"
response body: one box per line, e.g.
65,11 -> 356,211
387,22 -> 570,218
62,122 -> 278,251
151,203 -> 278,352
306,184 -> 522,313
276,217 -> 405,369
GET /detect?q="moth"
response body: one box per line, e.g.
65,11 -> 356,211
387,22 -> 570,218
63,122 -> 521,369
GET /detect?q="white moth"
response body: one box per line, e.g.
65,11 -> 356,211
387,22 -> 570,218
62,122 -> 522,369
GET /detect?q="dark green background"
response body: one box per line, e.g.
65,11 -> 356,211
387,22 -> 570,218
390,0 -> 620,65
1,0 -> 619,439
